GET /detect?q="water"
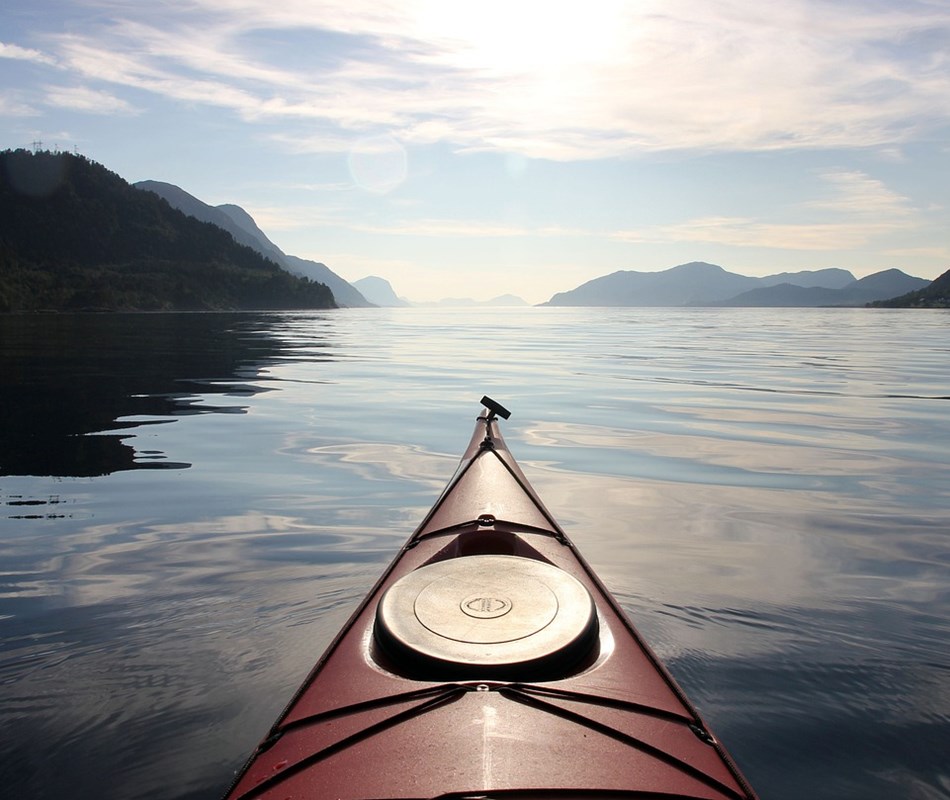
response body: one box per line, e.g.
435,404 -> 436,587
1,307 -> 948,799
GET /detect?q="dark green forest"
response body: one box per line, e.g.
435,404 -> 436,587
0,149 -> 336,311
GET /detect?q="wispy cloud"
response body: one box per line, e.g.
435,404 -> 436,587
44,85 -> 138,115
347,218 -> 531,238
243,205 -> 596,238
36,0 -> 950,158
56,37 -> 268,117
0,41 -> 57,66
613,217 -> 904,251
0,90 -> 40,117
240,165 -> 924,252
611,169 -> 921,251
804,170 -> 915,218
341,218 -> 596,239
883,245 -> 950,261
238,204 -> 343,232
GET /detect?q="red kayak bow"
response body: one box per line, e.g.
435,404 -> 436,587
223,397 -> 759,799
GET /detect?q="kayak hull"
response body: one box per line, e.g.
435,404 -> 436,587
223,403 -> 758,799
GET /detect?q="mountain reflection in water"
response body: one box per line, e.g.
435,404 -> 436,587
0,312 -> 332,477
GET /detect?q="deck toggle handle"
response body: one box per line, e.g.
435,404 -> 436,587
480,396 -> 511,421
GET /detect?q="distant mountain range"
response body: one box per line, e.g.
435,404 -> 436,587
134,181 -> 371,307
416,294 -> 529,308
350,276 -> 529,307
542,262 -> 929,307
4,149 -> 941,313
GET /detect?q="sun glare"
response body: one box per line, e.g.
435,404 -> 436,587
417,0 -> 628,75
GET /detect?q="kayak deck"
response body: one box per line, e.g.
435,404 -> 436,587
223,400 -> 758,799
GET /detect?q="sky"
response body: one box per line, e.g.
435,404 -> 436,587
2,0 -> 949,304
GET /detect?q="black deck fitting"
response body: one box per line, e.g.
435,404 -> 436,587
480,396 -> 511,421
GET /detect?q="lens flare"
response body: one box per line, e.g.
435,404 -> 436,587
347,134 -> 408,194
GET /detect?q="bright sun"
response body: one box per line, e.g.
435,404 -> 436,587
416,0 -> 629,75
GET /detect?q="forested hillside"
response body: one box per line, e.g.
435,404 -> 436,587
0,149 -> 335,311
870,269 -> 950,308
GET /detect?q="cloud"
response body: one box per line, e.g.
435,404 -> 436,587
36,0 -> 950,159
44,85 -> 138,115
244,164 -> 923,254
343,218 -> 596,239
237,204 -> 342,232
55,37 -> 267,116
612,216 -> 902,251
235,196 -> 595,237
356,219 -> 528,237
285,181 -> 356,192
0,90 -> 40,117
804,170 -> 915,218
883,245 -> 950,261
611,169 -> 921,251
0,41 -> 57,66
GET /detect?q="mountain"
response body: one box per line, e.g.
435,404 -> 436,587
756,268 -> 855,290
352,276 -> 411,307
708,283 -> 844,307
543,262 -> 759,306
281,255 -> 371,308
0,149 -> 335,312
844,269 -> 930,303
214,202 -> 288,265
134,181 -> 371,308
870,268 -> 950,308
132,181 -> 285,264
416,294 -> 530,307
711,269 -> 929,307
473,294 -> 529,307
542,262 -> 928,307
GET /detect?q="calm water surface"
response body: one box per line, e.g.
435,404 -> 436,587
1,308 -> 948,799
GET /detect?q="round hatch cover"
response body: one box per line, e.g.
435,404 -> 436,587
374,555 -> 597,677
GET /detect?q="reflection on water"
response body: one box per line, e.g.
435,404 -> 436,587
0,312 -> 335,477
0,308 -> 948,800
